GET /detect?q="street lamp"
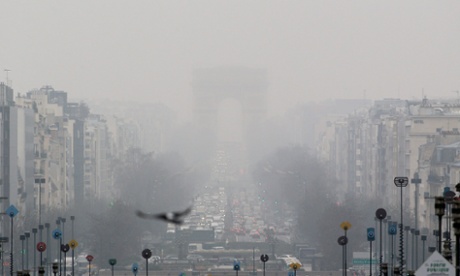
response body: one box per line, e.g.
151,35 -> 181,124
32,228 -> 37,276
20,235 -> 25,271
435,196 -> 446,253
25,232 -> 30,271
60,218 -> 66,246
414,229 -> 420,268
421,235 -> 427,263
404,226 -> 410,270
394,177 -> 409,275
70,216 -> 75,240
44,223 -> 50,276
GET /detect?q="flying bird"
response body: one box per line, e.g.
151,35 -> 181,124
136,206 -> 192,225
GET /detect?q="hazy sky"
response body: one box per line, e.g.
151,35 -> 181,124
1,1 -> 459,119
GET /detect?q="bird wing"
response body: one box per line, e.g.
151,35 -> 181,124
174,206 -> 192,217
136,210 -> 163,220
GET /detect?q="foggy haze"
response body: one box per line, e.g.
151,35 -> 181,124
1,1 -> 459,121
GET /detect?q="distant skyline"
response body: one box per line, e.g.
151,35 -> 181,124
1,1 -> 459,120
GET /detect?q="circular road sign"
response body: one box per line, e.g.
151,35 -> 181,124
86,255 -> 94,262
375,208 -> 387,220
52,229 -> 62,240
69,239 -> 78,250
37,242 -> 47,252
61,244 -> 70,253
337,235 -> 348,246
109,259 -> 117,266
260,254 -> 269,262
142,249 -> 152,259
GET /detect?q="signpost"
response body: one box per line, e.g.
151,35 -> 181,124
69,239 -> 78,276
142,249 -> 152,276
415,251 -> 454,276
86,255 -> 94,276
6,204 -> 18,276
260,254 -> 269,276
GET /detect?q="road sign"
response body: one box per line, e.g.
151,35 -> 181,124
86,255 -> 94,262
340,221 -> 352,231
260,254 -> 269,262
338,235 -> 348,246
375,208 -> 387,220
353,258 -> 377,265
415,251 -> 454,276
131,263 -> 138,274
6,205 -> 18,218
367,227 -> 375,241
69,239 -> 78,249
61,244 -> 70,253
109,259 -> 117,266
52,229 -> 62,240
394,177 -> 409,187
37,242 -> 46,252
388,222 -> 397,235
142,249 -> 152,259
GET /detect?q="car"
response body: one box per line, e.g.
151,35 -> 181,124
186,254 -> 204,262
148,255 -> 161,264
163,255 -> 179,264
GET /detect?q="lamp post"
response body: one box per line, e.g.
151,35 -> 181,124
20,235 -> 25,271
404,226 -> 410,270
44,223 -> 50,276
414,229 -> 420,268
421,235 -> 427,263
35,178 -> 45,227
32,228 -> 37,276
25,232 -> 30,271
376,208 -> 387,276
435,196 -> 446,253
70,216 -> 75,240
411,228 -> 415,270
60,218 -> 65,243
394,177 -> 409,275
